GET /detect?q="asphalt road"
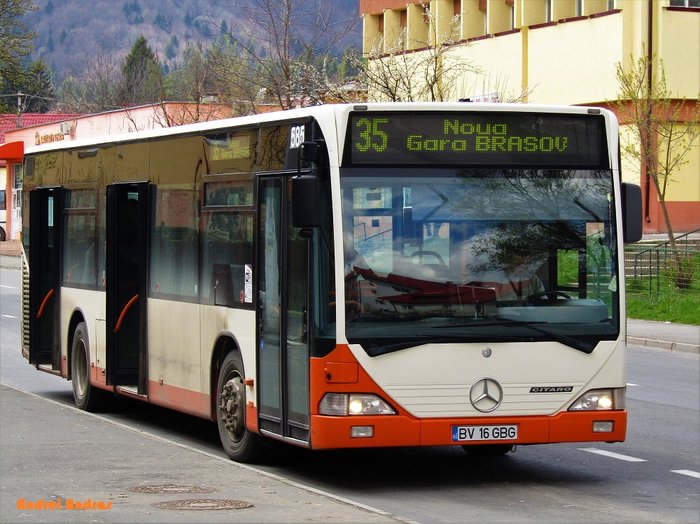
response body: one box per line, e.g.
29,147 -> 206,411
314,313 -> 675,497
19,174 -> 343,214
1,267 -> 698,523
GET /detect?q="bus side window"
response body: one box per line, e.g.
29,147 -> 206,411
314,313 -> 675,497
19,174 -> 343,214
150,188 -> 199,299
202,212 -> 253,307
63,214 -> 97,288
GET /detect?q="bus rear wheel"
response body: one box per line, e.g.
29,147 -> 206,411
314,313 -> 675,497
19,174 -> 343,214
216,352 -> 262,463
71,322 -> 108,411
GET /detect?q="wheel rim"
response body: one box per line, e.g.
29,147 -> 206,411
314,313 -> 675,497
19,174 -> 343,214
218,374 -> 245,443
74,339 -> 88,398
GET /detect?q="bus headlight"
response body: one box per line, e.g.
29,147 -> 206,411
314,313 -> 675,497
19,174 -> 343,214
319,393 -> 396,416
569,388 -> 625,411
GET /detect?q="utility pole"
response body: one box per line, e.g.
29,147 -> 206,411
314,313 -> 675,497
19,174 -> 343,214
17,92 -> 26,127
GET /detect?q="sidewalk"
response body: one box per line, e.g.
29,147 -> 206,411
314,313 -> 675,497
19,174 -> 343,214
627,319 -> 699,354
0,240 -> 22,270
1,240 -> 697,353
0,384 -> 400,523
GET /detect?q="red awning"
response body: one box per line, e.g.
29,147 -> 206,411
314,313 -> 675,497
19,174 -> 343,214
0,141 -> 24,162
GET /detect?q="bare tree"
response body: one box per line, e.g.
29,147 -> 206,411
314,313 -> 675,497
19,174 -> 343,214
58,52 -> 122,113
353,5 -> 533,104
354,8 -> 477,103
61,36 -> 164,113
161,43 -> 237,125
214,0 -> 360,110
459,71 -> 535,104
205,39 -> 262,114
614,52 -> 700,287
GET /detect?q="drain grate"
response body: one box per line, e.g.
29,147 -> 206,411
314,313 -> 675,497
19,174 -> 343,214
153,499 -> 253,511
129,484 -> 217,494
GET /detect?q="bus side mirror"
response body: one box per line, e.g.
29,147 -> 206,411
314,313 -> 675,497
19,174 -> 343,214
622,183 -> 642,243
292,174 -> 320,230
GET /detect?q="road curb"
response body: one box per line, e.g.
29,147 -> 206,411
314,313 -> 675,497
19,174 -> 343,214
628,336 -> 700,355
0,255 -> 21,270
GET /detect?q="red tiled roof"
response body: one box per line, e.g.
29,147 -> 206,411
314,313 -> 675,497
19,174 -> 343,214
0,113 -> 82,144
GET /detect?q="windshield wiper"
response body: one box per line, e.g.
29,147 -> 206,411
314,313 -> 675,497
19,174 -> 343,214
364,336 -> 479,357
431,319 -> 595,353
509,321 -> 595,353
574,196 -> 603,222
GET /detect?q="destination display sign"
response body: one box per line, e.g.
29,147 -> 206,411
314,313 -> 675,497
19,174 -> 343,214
347,111 -> 608,167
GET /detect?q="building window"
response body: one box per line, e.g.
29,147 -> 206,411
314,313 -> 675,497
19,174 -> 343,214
670,0 -> 700,6
546,0 -> 553,22
12,164 -> 22,190
12,164 -> 22,216
13,191 -> 21,217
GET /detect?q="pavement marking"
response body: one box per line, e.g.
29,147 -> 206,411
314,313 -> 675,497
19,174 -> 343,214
579,448 -> 647,462
671,470 -> 700,479
0,285 -> 16,289
2,314 -> 18,319
626,383 -> 639,387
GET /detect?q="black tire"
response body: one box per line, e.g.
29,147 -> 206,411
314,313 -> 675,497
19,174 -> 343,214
0,227 -> 6,241
71,321 -> 108,411
216,351 -> 262,463
462,444 -> 514,457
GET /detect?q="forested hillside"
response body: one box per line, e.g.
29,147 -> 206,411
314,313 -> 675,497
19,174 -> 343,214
25,0 -> 361,81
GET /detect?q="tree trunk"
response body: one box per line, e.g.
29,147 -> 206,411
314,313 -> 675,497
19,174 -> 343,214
654,184 -> 691,289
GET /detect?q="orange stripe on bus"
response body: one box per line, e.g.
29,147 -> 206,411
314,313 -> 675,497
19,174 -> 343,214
148,379 -> 210,419
309,411 -> 627,450
114,294 -> 139,333
36,288 -> 54,319
246,402 -> 259,433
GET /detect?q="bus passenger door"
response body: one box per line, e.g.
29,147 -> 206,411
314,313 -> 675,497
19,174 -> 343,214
257,176 -> 310,444
106,183 -> 149,392
28,187 -> 62,367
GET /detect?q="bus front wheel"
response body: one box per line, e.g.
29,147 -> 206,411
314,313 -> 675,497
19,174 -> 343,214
71,322 -> 107,411
216,351 -> 262,463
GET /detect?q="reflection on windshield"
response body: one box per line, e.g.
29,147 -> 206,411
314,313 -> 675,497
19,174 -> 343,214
340,168 -> 619,353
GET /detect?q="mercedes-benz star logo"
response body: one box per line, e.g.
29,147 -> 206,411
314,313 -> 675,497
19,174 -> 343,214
469,378 -> 503,413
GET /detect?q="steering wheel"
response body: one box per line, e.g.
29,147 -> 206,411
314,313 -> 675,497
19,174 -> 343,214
410,250 -> 447,267
527,290 -> 572,301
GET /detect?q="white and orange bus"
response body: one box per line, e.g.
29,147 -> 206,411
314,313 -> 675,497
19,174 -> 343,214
20,103 -> 642,462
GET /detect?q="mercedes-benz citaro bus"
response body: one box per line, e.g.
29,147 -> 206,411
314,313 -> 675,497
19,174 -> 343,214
20,103 -> 642,462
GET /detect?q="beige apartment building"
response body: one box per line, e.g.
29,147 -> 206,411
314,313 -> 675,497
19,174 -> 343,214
360,0 -> 700,234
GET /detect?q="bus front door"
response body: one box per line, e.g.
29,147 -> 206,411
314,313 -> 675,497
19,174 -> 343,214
28,187 -> 62,368
106,183 -> 149,392
257,176 -> 310,444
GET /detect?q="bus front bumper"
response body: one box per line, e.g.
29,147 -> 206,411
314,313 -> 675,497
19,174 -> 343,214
309,410 -> 626,450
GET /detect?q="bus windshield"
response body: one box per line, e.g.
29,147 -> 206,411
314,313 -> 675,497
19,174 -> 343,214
340,167 -> 619,355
